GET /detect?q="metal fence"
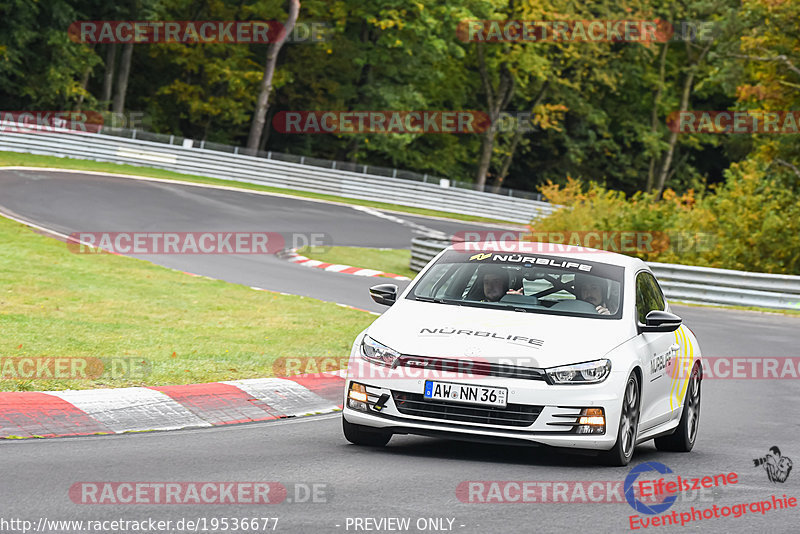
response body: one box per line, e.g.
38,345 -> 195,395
0,123 -> 555,224
409,238 -> 800,311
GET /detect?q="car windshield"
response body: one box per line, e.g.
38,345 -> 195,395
408,250 -> 624,319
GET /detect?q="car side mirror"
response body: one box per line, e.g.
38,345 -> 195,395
369,284 -> 398,306
640,310 -> 682,333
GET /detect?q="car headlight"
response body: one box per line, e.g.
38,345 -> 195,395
546,359 -> 611,384
360,335 -> 400,367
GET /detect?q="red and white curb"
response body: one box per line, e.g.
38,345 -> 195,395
278,248 -> 410,281
0,372 -> 346,439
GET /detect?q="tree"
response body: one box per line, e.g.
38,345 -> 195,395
0,0 -> 101,109
732,0 -> 800,185
247,0 -> 300,151
112,42 -> 134,114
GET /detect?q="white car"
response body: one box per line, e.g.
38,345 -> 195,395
341,242 -> 703,466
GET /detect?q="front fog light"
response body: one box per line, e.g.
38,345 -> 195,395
576,407 -> 605,434
348,382 -> 369,411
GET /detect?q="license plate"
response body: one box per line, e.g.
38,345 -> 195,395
424,381 -> 507,407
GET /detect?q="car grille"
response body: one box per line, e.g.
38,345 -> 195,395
395,355 -> 547,381
392,391 -> 542,428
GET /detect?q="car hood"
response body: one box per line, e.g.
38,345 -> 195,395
366,300 -> 634,369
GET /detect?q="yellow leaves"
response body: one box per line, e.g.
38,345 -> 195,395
736,84 -> 768,102
532,103 -> 569,131
537,176 -> 586,206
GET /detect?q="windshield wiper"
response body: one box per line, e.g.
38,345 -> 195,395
414,296 -> 462,306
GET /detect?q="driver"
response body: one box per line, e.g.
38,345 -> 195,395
482,266 -> 510,302
574,274 -> 611,315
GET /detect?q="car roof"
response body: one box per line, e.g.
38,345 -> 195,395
446,241 -> 649,272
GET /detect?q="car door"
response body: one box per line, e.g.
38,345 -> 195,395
634,271 -> 678,430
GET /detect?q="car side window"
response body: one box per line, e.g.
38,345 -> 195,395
647,274 -> 665,312
636,271 -> 665,324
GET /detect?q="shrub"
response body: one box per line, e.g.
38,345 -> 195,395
532,164 -> 800,274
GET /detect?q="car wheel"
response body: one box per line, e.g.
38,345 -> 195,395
602,372 -> 641,466
655,362 -> 701,452
342,416 -> 391,447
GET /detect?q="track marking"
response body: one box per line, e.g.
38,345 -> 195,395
350,205 -> 450,239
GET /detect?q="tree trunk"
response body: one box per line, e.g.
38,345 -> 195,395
101,43 -> 117,109
258,107 -> 275,153
654,77 -> 692,198
75,48 -> 94,112
476,134 -> 495,191
492,128 -> 522,193
247,0 -> 300,151
492,83 -> 548,193
112,42 -> 133,115
475,44 -> 515,190
646,42 -> 669,192
654,41 -> 712,198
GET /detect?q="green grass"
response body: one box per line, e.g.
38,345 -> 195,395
0,216 -> 375,391
297,246 -> 416,279
0,151 -> 515,224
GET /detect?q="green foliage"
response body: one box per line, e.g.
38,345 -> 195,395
535,164 -> 800,274
0,0 -> 101,108
1,0 -> 798,272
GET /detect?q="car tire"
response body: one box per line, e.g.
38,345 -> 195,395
602,372 -> 641,466
342,416 -> 391,447
654,362 -> 701,452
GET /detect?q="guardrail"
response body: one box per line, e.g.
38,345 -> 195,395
409,238 -> 800,311
0,123 -> 555,224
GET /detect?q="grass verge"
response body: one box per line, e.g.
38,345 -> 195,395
297,246 -> 416,280
0,151 -> 515,225
0,216 -> 375,391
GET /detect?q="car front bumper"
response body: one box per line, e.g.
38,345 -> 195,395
342,362 -> 630,451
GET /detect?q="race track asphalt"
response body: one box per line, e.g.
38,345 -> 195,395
0,168 -> 507,311
1,167 -> 798,533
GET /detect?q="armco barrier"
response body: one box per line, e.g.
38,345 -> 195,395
409,238 -> 800,311
0,124 -> 554,224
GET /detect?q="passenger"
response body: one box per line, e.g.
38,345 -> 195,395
574,274 -> 611,315
482,269 -> 509,302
